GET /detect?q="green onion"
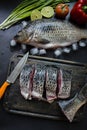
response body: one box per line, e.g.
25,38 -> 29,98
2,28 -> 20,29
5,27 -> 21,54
0,0 -> 76,30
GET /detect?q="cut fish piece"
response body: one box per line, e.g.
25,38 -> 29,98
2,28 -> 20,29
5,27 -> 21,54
58,83 -> 87,122
31,64 -> 46,100
20,63 -> 72,103
45,67 -> 58,103
20,64 -> 35,100
58,69 -> 72,99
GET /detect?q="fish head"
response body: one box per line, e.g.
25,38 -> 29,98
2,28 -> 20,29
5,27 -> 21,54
14,29 -> 33,44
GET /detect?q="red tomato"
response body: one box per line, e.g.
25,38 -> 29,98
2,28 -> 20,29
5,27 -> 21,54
55,4 -> 69,18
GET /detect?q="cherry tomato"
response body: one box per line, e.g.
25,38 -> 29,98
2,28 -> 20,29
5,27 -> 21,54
55,4 -> 69,18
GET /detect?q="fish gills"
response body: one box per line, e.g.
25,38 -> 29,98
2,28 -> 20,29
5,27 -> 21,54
20,64 -> 35,100
31,64 -> 46,100
58,69 -> 72,99
58,83 -> 87,122
45,67 -> 58,103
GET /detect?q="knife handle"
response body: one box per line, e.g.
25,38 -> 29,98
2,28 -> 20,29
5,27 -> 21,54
0,81 -> 10,99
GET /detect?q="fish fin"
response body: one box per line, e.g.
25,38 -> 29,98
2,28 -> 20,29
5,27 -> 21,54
35,36 -> 50,44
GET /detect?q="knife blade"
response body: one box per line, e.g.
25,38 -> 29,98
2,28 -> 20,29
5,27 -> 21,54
0,52 -> 29,99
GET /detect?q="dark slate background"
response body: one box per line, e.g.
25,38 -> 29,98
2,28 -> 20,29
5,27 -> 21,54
0,0 -> 87,130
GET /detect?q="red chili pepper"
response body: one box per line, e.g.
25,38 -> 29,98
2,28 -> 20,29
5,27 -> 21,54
70,0 -> 87,25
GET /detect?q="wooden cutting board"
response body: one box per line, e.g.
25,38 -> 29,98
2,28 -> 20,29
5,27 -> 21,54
3,53 -> 87,121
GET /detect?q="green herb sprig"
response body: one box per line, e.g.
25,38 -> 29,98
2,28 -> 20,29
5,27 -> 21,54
0,0 -> 76,30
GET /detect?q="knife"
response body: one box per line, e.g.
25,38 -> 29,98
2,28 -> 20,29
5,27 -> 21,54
0,52 -> 29,99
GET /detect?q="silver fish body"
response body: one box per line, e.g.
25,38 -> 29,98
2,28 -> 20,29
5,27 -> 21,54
14,19 -> 87,49
58,83 -> 87,122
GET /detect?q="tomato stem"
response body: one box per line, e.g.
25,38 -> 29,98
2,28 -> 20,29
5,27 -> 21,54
61,4 -> 69,10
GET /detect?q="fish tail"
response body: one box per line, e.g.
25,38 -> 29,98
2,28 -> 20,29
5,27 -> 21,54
59,94 -> 86,122
58,83 -> 87,122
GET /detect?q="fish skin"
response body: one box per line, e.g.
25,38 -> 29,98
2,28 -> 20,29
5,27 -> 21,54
31,64 -> 46,100
58,69 -> 72,99
45,66 -> 58,103
20,64 -> 35,100
58,83 -> 87,122
20,64 -> 72,102
14,19 -> 87,49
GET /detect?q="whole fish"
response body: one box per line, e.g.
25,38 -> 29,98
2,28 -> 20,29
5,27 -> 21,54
58,83 -> 87,122
14,19 -> 87,49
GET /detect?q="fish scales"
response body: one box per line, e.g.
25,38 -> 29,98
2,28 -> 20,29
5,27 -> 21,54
58,69 -> 72,99
20,64 -> 35,100
45,67 -> 58,103
58,83 -> 87,122
20,64 -> 72,102
31,64 -> 46,100
14,19 -> 87,49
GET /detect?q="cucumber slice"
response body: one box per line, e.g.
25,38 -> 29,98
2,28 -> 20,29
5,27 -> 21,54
30,9 -> 42,21
41,6 -> 54,18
